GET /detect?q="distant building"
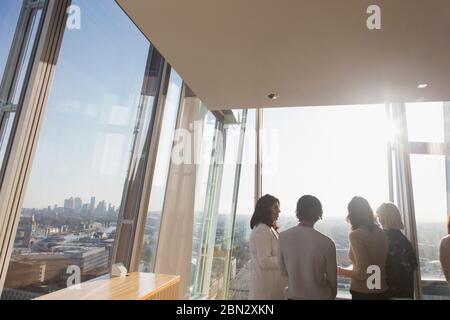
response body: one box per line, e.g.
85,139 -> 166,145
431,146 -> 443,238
96,201 -> 106,217
74,197 -> 82,213
4,254 -> 72,290
45,226 -> 60,236
64,197 -> 74,212
89,197 -> 96,214
60,247 -> 109,275
14,215 -> 37,248
230,257 -> 237,280
81,203 -> 89,216
107,203 -> 116,215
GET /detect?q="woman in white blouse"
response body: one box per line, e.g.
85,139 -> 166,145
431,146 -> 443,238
249,194 -> 287,300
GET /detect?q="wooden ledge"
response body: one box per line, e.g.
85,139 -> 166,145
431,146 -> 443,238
34,272 -> 180,300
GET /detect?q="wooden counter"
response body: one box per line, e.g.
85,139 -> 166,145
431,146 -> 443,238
34,272 -> 180,300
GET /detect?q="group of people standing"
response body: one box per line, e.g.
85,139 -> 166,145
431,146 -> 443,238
249,194 -> 450,300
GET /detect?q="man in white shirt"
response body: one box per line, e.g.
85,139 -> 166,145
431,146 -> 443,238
278,195 -> 337,300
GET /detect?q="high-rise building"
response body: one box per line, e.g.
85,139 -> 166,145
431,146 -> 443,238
74,198 -> 82,214
14,215 -> 36,248
63,197 -> 74,211
95,201 -> 106,217
89,197 -> 96,214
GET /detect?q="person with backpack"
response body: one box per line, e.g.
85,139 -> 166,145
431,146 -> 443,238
376,202 -> 418,299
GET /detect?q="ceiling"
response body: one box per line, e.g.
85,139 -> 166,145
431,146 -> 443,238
116,0 -> 450,110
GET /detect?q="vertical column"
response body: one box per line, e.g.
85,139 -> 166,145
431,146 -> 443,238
390,102 -> 422,299
223,109 -> 248,298
255,108 -> 263,203
112,51 -> 167,270
386,104 -> 395,203
154,86 -> 202,299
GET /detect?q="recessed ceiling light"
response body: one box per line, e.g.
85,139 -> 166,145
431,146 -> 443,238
267,93 -> 279,100
417,83 -> 428,89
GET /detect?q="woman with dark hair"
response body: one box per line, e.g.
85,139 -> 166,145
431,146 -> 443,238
376,203 -> 418,299
440,215 -> 450,287
249,194 -> 287,299
338,196 -> 389,300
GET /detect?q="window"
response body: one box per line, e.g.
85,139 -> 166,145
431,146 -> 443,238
410,155 -> 447,280
2,0 -> 152,300
0,0 -> 22,81
139,69 -> 183,272
406,102 -> 450,299
228,109 -> 256,300
406,102 -> 445,143
262,105 -> 391,298
190,108 -> 219,298
189,108 -> 250,299
208,110 -> 248,299
0,0 -> 44,179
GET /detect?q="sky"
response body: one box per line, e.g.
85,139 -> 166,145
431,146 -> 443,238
1,0 -> 448,225
19,0 -> 151,209
261,105 -> 390,221
0,0 -> 21,82
216,103 -> 449,225
261,103 -> 448,224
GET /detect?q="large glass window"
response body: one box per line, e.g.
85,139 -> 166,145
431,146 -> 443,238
0,0 -> 22,81
410,155 -> 447,279
190,108 -> 219,298
262,105 -> 391,298
406,102 -> 450,299
208,110 -> 247,300
228,109 -> 256,300
0,0 -> 43,179
139,70 -> 183,272
2,0 -> 152,300
189,108 -> 250,299
406,102 -> 445,143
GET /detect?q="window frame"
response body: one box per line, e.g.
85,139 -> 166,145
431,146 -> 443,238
0,0 -> 69,294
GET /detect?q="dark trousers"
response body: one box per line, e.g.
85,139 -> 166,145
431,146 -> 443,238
350,290 -> 390,300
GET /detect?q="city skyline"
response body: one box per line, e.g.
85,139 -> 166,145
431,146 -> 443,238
22,195 -> 118,211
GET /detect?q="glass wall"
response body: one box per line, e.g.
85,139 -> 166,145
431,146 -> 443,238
208,110 -> 247,299
189,109 -> 250,299
2,0 -> 153,300
406,102 -> 450,299
190,108 -> 219,298
228,109 -> 256,300
139,70 -> 183,272
262,105 -> 391,298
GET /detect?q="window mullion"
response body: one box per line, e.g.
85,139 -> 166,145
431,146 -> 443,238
391,102 -> 423,299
